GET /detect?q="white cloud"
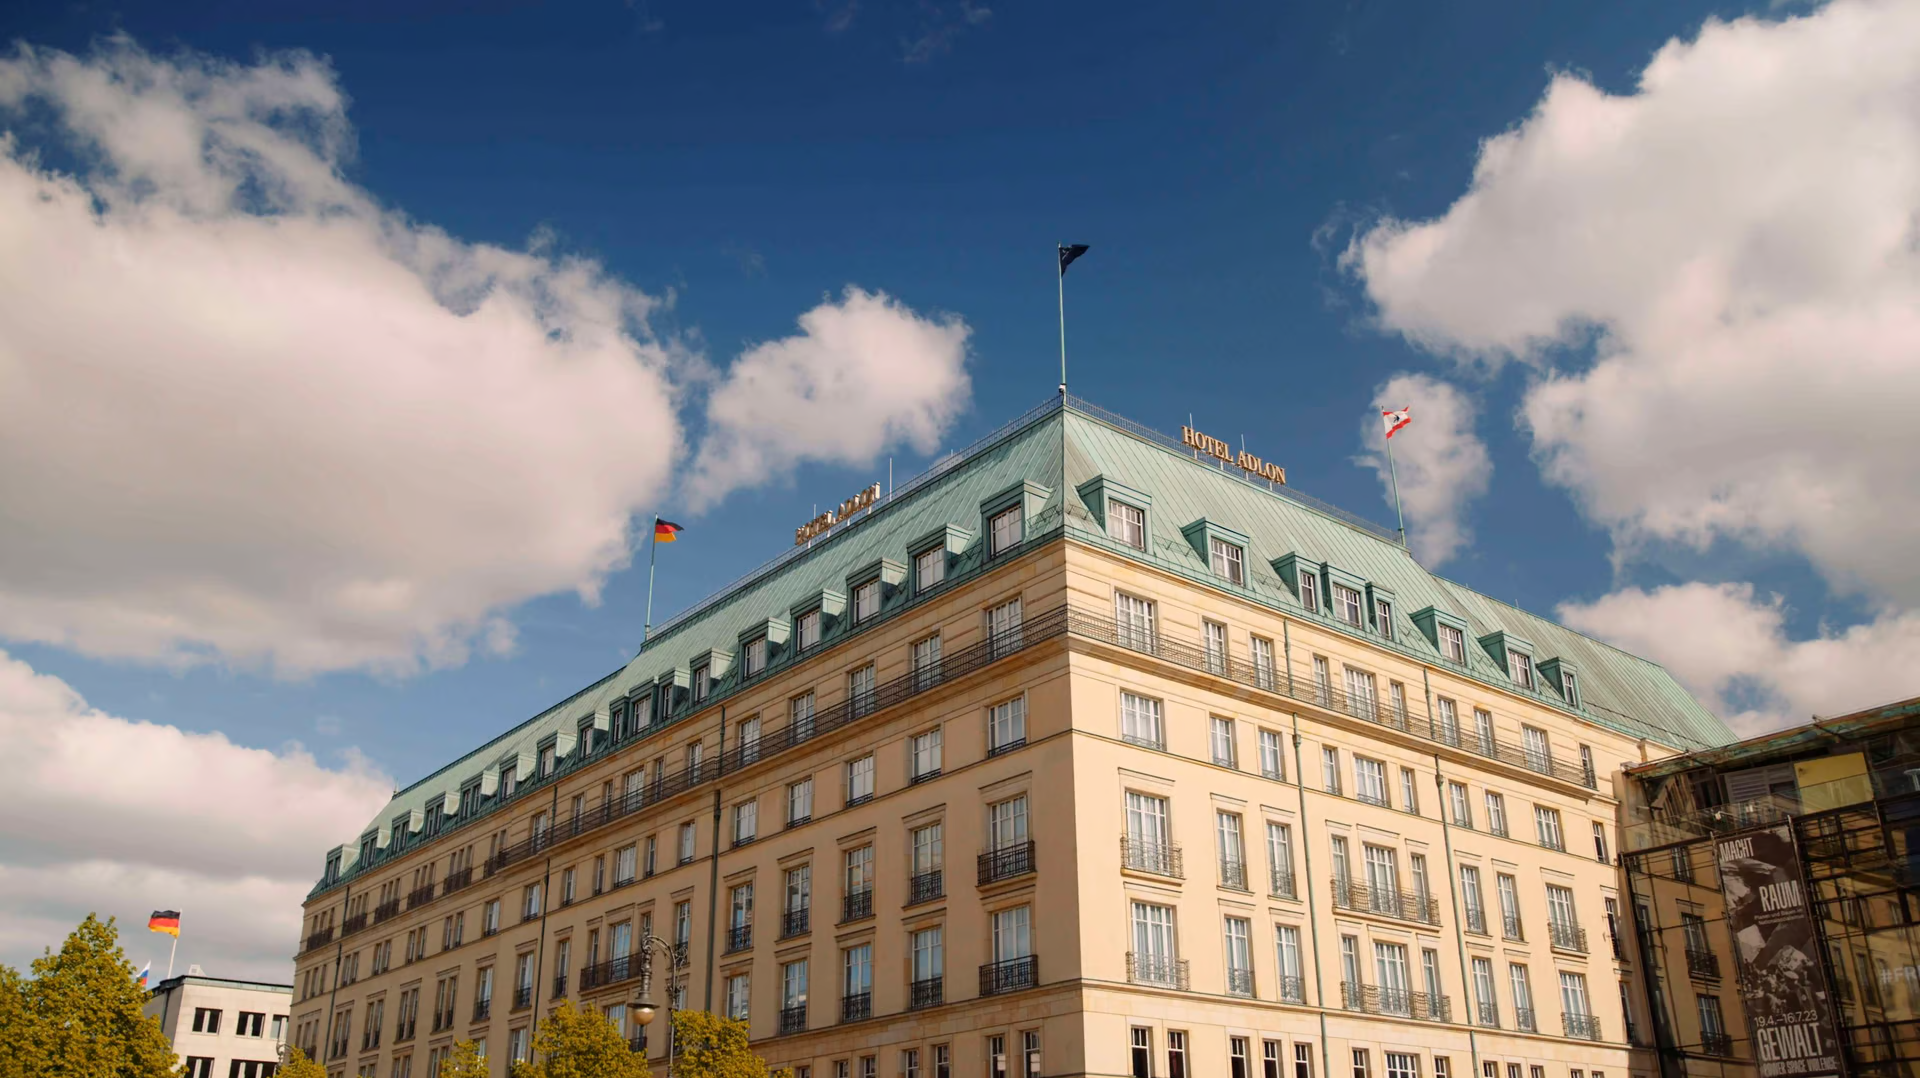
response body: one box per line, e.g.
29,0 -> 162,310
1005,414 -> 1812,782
0,647 -> 392,979
1558,583 -> 1920,735
0,39 -> 976,677
1346,0 -> 1920,606
689,287 -> 971,508
1354,373 -> 1490,565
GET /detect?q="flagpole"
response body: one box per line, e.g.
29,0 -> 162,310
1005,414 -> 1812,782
1385,433 -> 1408,550
1056,245 -> 1068,396
167,934 -> 177,980
643,515 -> 659,647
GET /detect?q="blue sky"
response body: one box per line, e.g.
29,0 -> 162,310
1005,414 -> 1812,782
5,0 -> 1917,975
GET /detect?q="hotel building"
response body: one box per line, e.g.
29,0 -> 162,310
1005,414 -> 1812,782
292,396 -> 1734,1078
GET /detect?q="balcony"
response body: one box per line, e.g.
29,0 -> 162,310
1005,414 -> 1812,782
304,927 -> 335,953
1701,1032 -> 1734,1057
842,889 -> 874,924
908,870 -> 944,906
1126,952 -> 1190,991
978,842 -> 1036,886
342,912 -> 368,937
840,991 -> 872,1023
725,925 -> 752,953
1502,915 -> 1525,942
1219,858 -> 1249,891
444,866 -> 474,893
472,999 -> 491,1023
1515,1007 -> 1537,1033
1270,869 -> 1297,900
782,908 -> 811,939
779,1004 -> 808,1035
513,985 -> 533,1011
374,899 -> 402,924
1548,922 -> 1588,954
1478,1002 -> 1500,1028
979,955 -> 1038,997
1329,879 -> 1440,925
1686,948 -> 1721,980
407,885 -> 436,910
1340,983 -> 1451,1021
551,974 -> 567,1000
910,976 -> 944,1010
1278,975 -> 1305,1004
579,955 -> 640,991
1357,789 -> 1390,808
629,1032 -> 648,1054
1121,836 -> 1184,879
1226,969 -> 1255,997
1464,909 -> 1488,936
1563,1013 -> 1603,1041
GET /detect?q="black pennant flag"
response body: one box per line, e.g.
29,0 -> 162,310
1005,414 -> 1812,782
1058,243 -> 1090,275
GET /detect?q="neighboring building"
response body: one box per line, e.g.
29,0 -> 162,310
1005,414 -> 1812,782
294,396 -> 1734,1078
144,972 -> 292,1077
1621,696 -> 1920,1078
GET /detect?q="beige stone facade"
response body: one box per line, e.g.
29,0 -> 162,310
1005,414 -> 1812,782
294,536 -> 1685,1078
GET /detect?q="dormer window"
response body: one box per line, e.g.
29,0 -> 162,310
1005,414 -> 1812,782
743,636 -> 767,677
1562,669 -> 1580,707
360,834 -> 377,864
500,765 -> 518,798
990,505 -> 1023,556
1510,650 -> 1535,690
538,745 -> 556,776
1300,573 -> 1320,613
795,609 -> 821,651
325,851 -> 342,882
1334,584 -> 1364,627
915,547 -> 945,591
853,581 -> 880,623
1376,599 -> 1395,641
1110,502 -> 1146,551
1440,624 -> 1465,663
1208,537 -> 1245,585
691,662 -> 711,703
460,781 -> 482,816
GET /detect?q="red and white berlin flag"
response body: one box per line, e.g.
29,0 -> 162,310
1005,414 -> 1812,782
1381,406 -> 1412,439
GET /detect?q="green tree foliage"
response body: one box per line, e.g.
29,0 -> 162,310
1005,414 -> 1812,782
276,1047 -> 327,1078
0,914 -> 177,1078
437,1040 -> 490,1078
506,1001 -> 646,1078
670,1011 -> 793,1078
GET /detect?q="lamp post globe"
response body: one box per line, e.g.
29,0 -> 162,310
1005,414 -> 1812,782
634,1000 -> 657,1026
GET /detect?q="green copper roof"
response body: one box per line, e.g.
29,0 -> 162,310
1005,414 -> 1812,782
321,394 -> 1733,885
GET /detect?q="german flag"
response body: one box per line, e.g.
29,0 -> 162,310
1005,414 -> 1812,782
653,518 -> 684,544
148,911 -> 181,937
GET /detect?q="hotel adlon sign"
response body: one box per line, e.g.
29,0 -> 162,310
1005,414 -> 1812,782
1181,424 -> 1286,485
795,482 -> 882,545
1716,824 -> 1845,1078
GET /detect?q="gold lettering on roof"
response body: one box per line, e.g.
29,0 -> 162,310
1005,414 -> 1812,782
1182,425 -> 1286,485
795,482 -> 883,545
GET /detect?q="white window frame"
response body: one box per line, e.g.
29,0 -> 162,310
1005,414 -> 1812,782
990,505 -> 1024,555
1209,537 -> 1245,585
1110,500 -> 1146,550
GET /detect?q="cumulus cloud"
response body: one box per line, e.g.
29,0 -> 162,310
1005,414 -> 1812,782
0,39 -> 975,676
689,287 -> 971,507
1345,0 -> 1920,607
0,648 -> 392,978
1559,583 -> 1920,735
1355,374 -> 1490,565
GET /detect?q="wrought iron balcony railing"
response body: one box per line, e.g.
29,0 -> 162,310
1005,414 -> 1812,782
1514,1007 -> 1537,1033
407,885 -> 436,910
910,975 -> 944,1010
1121,836 -> 1183,879
512,984 -> 532,1010
1564,1013 -> 1602,1041
629,1032 -> 648,1053
304,927 -> 334,953
726,925 -> 752,953
1686,948 -> 1721,979
1502,915 -> 1525,941
1464,908 -> 1488,935
782,907 -> 810,938
1548,922 -> 1588,953
342,912 -> 368,937
978,842 -> 1036,885
1270,868 -> 1297,900
1219,858 -> 1249,891
840,991 -> 872,1023
579,954 -> 640,991
472,999 -> 491,1023
779,1004 -> 807,1035
842,889 -> 873,923
980,955 -> 1038,996
1278,975 -> 1305,1003
551,974 -> 567,1000
1340,983 -> 1451,1021
1478,1002 -> 1500,1028
1127,952 -> 1189,990
1226,969 -> 1255,997
374,899 -> 402,924
1701,1032 -> 1734,1057
443,866 -> 474,893
908,870 -> 944,905
1329,878 -> 1440,925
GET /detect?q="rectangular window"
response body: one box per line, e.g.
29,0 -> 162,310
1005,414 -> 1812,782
1224,917 -> 1253,995
1335,584 -> 1364,626
852,580 -> 880,623
914,547 -> 945,591
1276,923 -> 1302,999
909,728 -> 942,782
1440,624 -> 1465,663
847,755 -> 875,805
1498,874 -> 1521,938
1300,572 -> 1320,613
1485,792 -> 1508,836
1231,1037 -> 1251,1078
788,778 -> 813,825
1251,635 -> 1276,690
1385,1054 -> 1417,1078
1267,823 -> 1294,897
844,845 -> 873,902
989,697 -> 1027,753
1211,717 -> 1237,767
1210,538 -> 1245,585
733,800 -> 758,845
678,821 -> 696,864
1522,726 -> 1551,773
1474,709 -> 1496,754
1559,971 -> 1591,1017
847,665 -> 874,716
1296,1044 -> 1313,1078
1509,964 -> 1535,1029
912,634 -> 942,690
1115,592 -> 1157,651
911,926 -> 943,981
1169,1031 -> 1188,1078
1120,691 -> 1165,749
987,597 -> 1023,655
1131,1029 -> 1152,1078
796,609 -> 821,652
1204,620 -> 1228,673
1259,729 -> 1285,780
1330,835 -> 1351,885
1400,767 -> 1419,813
1313,655 -> 1331,705
1322,747 -> 1341,794
910,823 -> 943,877
1449,782 -> 1471,827
1593,821 -> 1610,863
1355,757 -> 1387,805
1343,666 -> 1378,718
1352,1049 -> 1370,1078
193,1008 -> 222,1034
691,663 -> 710,704
990,795 -> 1030,850
1217,811 -> 1246,888
725,973 -> 750,1020
990,505 -> 1023,555
742,635 -> 767,678
1376,599 -> 1395,640
785,864 -> 811,916
1110,501 -> 1146,551
1460,865 -> 1485,932
1435,697 -> 1459,745
991,906 -> 1032,961
783,959 -> 809,1007
1535,806 -> 1564,850
1510,650 -> 1535,690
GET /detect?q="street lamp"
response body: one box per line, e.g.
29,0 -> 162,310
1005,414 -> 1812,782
631,934 -> 683,1070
